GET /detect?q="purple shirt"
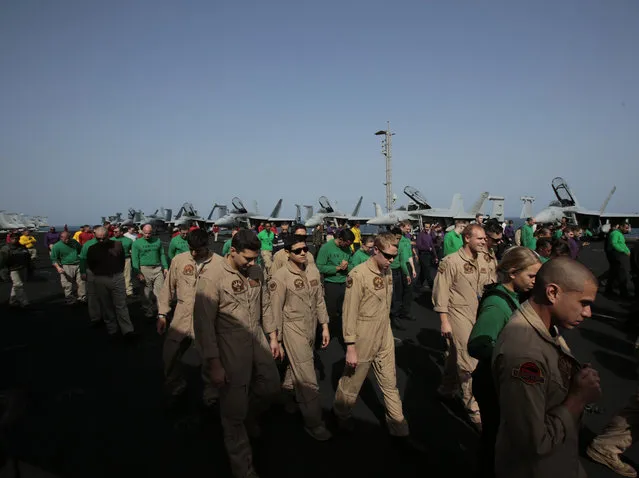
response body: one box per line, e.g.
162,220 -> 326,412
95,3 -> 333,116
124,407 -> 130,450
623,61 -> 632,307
504,225 -> 515,241
568,238 -> 580,259
45,232 -> 60,247
417,230 -> 436,253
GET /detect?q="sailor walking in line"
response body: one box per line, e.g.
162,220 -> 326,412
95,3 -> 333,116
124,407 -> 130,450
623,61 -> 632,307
132,224 -> 168,318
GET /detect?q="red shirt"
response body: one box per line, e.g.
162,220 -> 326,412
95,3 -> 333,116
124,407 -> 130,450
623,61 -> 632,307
189,225 -> 199,232
79,232 -> 95,245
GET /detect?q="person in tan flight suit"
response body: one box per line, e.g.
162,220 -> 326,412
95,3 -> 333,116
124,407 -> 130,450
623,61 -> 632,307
271,224 -> 315,274
484,221 -> 503,278
333,233 -> 415,447
432,224 -> 494,428
194,229 -> 281,478
492,258 -> 601,478
268,235 -> 331,441
157,229 -> 222,408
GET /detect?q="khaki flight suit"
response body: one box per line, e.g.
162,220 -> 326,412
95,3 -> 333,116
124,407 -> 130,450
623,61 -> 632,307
270,249 -> 315,274
158,251 -> 221,404
333,258 -> 409,436
268,261 -> 329,429
194,258 -> 280,478
483,249 -> 498,284
432,248 -> 494,423
492,301 -> 584,478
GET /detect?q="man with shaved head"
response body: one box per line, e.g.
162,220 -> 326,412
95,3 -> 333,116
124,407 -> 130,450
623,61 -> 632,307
86,227 -> 135,338
492,257 -> 600,478
132,223 -> 168,318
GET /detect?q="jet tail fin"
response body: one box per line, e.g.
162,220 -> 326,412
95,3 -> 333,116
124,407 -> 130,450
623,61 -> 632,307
520,196 -> 535,219
253,200 -> 259,215
294,204 -> 301,222
351,196 -> 363,216
488,196 -> 505,222
599,186 -> 616,215
303,205 -> 313,221
450,194 -> 464,216
164,209 -> 172,222
270,199 -> 283,218
374,203 -> 384,218
469,192 -> 490,216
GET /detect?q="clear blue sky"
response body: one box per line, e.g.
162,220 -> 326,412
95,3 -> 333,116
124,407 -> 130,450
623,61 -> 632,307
1,0 -> 638,225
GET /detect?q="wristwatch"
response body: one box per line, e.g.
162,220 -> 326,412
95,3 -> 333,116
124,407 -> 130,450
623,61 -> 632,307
158,314 -> 166,319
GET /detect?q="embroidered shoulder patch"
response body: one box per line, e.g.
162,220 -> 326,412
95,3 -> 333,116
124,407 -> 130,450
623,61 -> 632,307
373,276 -> 384,290
483,253 -> 492,263
268,281 -> 277,292
310,279 -> 319,287
512,361 -> 545,385
231,279 -> 245,294
294,278 -> 305,290
437,261 -> 447,274
346,276 -> 353,288
183,264 -> 194,276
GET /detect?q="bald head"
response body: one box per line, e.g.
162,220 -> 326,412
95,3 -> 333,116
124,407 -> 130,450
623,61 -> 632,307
60,231 -> 70,242
94,226 -> 108,239
532,257 -> 597,299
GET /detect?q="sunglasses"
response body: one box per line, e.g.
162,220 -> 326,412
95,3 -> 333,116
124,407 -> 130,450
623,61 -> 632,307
291,246 -> 309,255
380,250 -> 397,260
488,235 -> 503,242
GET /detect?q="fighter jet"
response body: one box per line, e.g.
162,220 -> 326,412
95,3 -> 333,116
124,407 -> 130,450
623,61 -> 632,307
532,177 -> 639,232
304,196 -> 371,228
367,186 -> 489,226
214,198 -> 297,227
171,203 -> 206,228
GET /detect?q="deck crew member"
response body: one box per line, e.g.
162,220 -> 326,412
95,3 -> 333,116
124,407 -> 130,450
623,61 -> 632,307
443,220 -> 466,257
194,230 -> 280,478
417,224 -> 438,289
268,235 -> 331,441
111,226 -> 134,296
521,217 -> 536,250
468,247 -> 541,478
168,224 -> 190,261
333,233 -> 412,442
222,228 -> 238,256
432,224 -> 493,428
348,235 -> 374,270
50,231 -> 86,305
0,232 -> 31,307
605,222 -> 631,299
80,235 -> 102,325
45,227 -> 60,251
315,228 -> 354,343
158,229 -> 221,407
483,221 -> 503,279
132,224 -> 168,318
86,227 -> 136,339
19,229 -> 37,262
257,222 -> 275,277
350,222 -> 362,251
271,224 -> 315,274
124,226 -> 138,242
389,226 -> 413,326
493,258 -> 600,478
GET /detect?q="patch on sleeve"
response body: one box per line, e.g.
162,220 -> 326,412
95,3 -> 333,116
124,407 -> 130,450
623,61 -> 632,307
437,261 -> 447,274
373,276 -> 384,290
183,264 -> 194,276
268,281 -> 277,292
346,276 -> 353,288
310,279 -> 319,287
512,361 -> 545,385
249,279 -> 260,288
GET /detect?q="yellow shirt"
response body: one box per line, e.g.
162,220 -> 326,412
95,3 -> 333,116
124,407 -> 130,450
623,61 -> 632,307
19,235 -> 37,249
73,230 -> 82,242
350,227 -> 362,252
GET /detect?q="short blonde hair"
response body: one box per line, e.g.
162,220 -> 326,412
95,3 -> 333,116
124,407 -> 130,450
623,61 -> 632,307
375,232 -> 398,251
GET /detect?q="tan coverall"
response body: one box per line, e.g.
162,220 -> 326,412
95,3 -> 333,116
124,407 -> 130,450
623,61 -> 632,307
158,251 -> 221,404
483,250 -> 498,284
270,249 -> 315,274
492,301 -> 584,478
333,258 -> 409,436
194,259 -> 280,478
268,261 -> 329,428
432,248 -> 494,424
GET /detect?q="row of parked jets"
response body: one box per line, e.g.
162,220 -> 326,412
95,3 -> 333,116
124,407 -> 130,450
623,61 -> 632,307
101,178 -> 639,234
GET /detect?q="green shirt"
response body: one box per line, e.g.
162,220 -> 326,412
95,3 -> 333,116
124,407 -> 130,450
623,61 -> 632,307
609,229 -> 630,255
553,229 -> 563,240
316,239 -> 351,283
348,248 -> 371,271
168,235 -> 189,260
468,284 -> 520,361
79,238 -> 98,273
390,236 -> 411,275
50,239 -> 81,265
443,230 -> 463,257
111,236 -> 133,258
539,255 -> 550,264
131,237 -> 168,274
222,239 -> 232,256
257,229 -> 275,251
521,224 -> 535,249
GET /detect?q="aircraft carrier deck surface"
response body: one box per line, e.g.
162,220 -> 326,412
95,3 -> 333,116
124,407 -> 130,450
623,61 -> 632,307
0,234 -> 637,478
